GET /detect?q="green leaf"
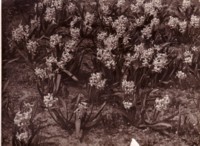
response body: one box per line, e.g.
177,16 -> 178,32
53,74 -> 61,95
62,69 -> 78,81
150,122 -> 172,130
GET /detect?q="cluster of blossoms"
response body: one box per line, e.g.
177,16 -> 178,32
155,94 -> 170,111
130,0 -> 145,13
152,0 -> 162,9
144,2 -> 158,16
103,34 -> 118,49
103,16 -> 113,25
51,0 -> 63,10
12,24 -> 29,42
30,16 -> 40,28
84,12 -> 95,30
112,15 -> 128,37
46,55 -> 57,69
168,17 -> 188,33
151,18 -> 160,27
97,34 -> 119,69
44,7 -> 56,23
176,71 -> 187,80
97,31 -> 108,41
67,2 -> 76,13
60,40 -> 76,64
99,0 -> 110,15
182,0 -> 191,11
70,16 -> 81,28
179,20 -> 187,33
123,101 -> 133,109
35,67 -> 48,79
191,46 -> 199,52
122,79 -> 135,95
135,16 -> 145,27
124,43 -> 145,66
153,53 -> 168,72
34,2 -> 44,12
140,48 -> 154,67
190,15 -> 200,28
26,40 -> 38,55
97,48 -> 116,69
183,50 -> 193,64
70,27 -> 80,40
116,0 -> 126,8
50,34 -> 62,48
123,35 -> 130,46
43,93 -> 58,108
14,103 -> 33,142
89,72 -> 106,90
124,53 -> 137,67
141,25 -> 152,39
168,16 -> 179,29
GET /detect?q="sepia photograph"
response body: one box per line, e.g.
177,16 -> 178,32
2,0 -> 200,145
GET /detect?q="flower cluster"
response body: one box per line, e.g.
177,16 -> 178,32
97,31 -> 108,41
46,55 -> 57,69
155,94 -> 170,111
51,0 -> 63,10
44,7 -> 56,23
70,16 -> 81,27
61,47 -> 73,63
112,15 -> 128,37
12,24 -> 29,42
103,34 -> 118,50
30,16 -> 40,28
16,131 -> 29,142
144,2 -> 157,16
135,16 -> 145,26
141,48 -> 154,67
35,67 -> 48,79
124,53 -> 137,67
150,17 -> 160,27
190,15 -> 200,28
153,53 -> 168,72
116,0 -> 126,8
84,12 -> 95,30
183,50 -> 193,64
122,79 -> 135,95
179,20 -> 187,33
43,93 -> 58,108
68,2 -> 76,13
14,104 -> 33,127
97,48 -> 116,69
176,71 -> 187,80
152,0 -> 162,9
168,16 -> 179,29
89,72 -> 106,90
70,27 -> 80,40
192,46 -> 199,52
123,101 -> 133,109
14,103 -> 33,142
50,34 -> 62,48
103,16 -> 113,25
26,40 -> 38,55
182,0 -> 191,11
141,25 -> 152,39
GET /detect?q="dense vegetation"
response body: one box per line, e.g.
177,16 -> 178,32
2,0 -> 200,145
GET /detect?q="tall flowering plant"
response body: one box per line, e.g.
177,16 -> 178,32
12,102 -> 44,145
